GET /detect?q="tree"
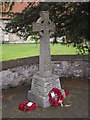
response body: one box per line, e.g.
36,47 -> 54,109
4,2 -> 90,54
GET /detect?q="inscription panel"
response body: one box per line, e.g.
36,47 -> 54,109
32,78 -> 41,94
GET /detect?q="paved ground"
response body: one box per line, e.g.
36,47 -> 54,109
2,77 -> 89,119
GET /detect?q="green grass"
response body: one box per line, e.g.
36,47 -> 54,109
2,43 -> 77,61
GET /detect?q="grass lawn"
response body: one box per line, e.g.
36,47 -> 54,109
2,43 -> 77,61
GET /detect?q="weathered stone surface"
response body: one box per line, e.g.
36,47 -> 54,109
28,73 -> 61,108
28,11 -> 61,108
1,65 -> 38,89
33,11 -> 55,77
1,60 -> 89,89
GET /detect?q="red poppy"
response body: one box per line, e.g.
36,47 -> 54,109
18,101 -> 36,111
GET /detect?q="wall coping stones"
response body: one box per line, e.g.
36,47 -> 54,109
2,55 -> 89,71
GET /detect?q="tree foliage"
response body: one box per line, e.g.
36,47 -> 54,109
4,2 -> 90,54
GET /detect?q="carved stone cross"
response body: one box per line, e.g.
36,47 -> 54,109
28,11 -> 61,108
33,11 -> 55,77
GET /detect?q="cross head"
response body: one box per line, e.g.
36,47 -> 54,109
33,11 -> 55,37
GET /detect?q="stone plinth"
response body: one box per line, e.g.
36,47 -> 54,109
28,73 -> 61,108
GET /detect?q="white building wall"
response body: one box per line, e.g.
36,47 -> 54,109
0,19 -> 30,43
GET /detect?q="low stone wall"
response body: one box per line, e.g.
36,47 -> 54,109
1,55 -> 89,89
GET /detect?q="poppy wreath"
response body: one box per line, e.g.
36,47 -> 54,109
49,88 -> 64,107
18,101 -> 36,111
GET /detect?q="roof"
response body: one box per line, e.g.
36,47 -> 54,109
0,2 -> 29,20
11,2 -> 28,13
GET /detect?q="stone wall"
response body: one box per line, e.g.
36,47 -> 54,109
1,55 -> 89,89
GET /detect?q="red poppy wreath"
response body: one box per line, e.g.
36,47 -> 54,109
49,88 -> 64,107
18,101 -> 36,111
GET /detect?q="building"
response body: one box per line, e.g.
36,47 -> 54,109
0,2 -> 29,43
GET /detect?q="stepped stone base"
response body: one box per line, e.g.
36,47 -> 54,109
27,73 -> 61,108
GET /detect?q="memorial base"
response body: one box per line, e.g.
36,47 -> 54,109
28,91 -> 50,108
27,73 -> 61,108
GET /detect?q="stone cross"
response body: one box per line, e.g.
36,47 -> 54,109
28,11 -> 61,108
33,11 -> 55,77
